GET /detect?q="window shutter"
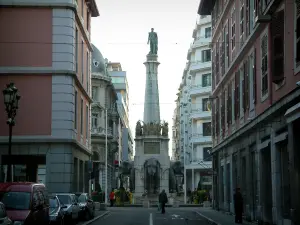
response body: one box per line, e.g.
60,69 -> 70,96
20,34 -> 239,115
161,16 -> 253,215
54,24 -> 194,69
245,59 -> 249,110
228,82 -> 232,124
235,72 -> 240,119
221,92 -> 224,131
271,10 -> 284,84
253,48 -> 257,104
242,67 -> 246,112
216,97 -> 219,135
212,103 -> 215,138
246,0 -> 250,36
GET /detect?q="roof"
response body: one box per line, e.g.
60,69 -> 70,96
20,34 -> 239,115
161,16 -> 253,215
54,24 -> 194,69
0,182 -> 42,192
87,0 -> 100,17
91,44 -> 107,74
198,0 -> 215,15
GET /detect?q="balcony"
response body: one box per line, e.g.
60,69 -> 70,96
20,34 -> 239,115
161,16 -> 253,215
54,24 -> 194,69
189,61 -> 211,73
91,127 -> 113,137
190,106 -> 211,119
197,16 -> 211,25
192,37 -> 211,49
190,85 -> 211,96
187,44 -> 193,60
191,133 -> 212,144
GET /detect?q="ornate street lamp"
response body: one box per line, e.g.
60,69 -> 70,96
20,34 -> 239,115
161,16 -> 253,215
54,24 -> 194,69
3,83 -> 21,182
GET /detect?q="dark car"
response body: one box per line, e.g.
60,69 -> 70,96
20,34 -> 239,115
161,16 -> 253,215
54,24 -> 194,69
49,195 -> 67,225
0,182 -> 49,225
0,202 -> 12,225
74,193 -> 95,221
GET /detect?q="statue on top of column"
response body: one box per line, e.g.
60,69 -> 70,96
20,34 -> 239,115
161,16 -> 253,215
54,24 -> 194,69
147,28 -> 158,55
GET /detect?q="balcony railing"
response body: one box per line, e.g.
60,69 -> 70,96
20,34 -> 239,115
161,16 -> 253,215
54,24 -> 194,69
91,127 -> 113,136
191,133 -> 212,143
190,60 -> 211,72
192,37 -> 211,48
190,85 -> 211,96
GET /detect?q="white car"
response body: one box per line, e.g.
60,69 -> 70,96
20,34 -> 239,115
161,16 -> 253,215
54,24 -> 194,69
55,194 -> 80,224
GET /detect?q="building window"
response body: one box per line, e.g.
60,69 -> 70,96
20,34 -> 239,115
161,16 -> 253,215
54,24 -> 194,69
225,21 -> 230,67
87,11 -> 90,30
81,0 -> 84,18
261,34 -> 268,97
239,67 -> 244,114
240,2 -> 245,42
111,77 -> 125,84
75,29 -> 78,73
202,49 -> 211,62
205,27 -> 212,38
202,98 -> 209,111
231,8 -> 236,50
75,91 -> 78,129
296,1 -> 300,67
92,113 -> 99,129
202,73 -> 212,87
92,86 -> 97,100
81,41 -> 84,83
86,52 -> 89,91
203,122 -> 211,136
80,99 -> 83,134
86,106 -> 89,138
271,10 -> 284,84
203,147 -> 212,161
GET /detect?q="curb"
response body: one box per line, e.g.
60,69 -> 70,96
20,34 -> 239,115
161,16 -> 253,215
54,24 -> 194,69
81,211 -> 110,225
194,211 -> 221,225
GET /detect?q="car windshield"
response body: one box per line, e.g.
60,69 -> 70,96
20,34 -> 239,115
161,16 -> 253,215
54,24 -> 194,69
0,192 -> 31,210
49,199 -> 58,209
57,195 -> 71,205
78,194 -> 87,203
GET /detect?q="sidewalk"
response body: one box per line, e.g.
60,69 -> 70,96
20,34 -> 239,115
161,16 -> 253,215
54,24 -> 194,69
78,210 -> 110,225
195,208 -> 254,225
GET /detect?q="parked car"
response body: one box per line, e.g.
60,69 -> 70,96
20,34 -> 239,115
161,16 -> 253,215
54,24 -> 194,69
0,182 -> 49,225
49,195 -> 67,225
74,193 -> 95,221
56,193 -> 79,225
0,202 -> 12,225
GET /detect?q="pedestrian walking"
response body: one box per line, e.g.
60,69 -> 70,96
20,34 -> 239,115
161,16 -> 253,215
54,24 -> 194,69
158,189 -> 168,214
234,187 -> 243,224
109,189 -> 115,207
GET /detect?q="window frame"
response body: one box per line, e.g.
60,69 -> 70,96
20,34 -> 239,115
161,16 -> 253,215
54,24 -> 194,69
260,32 -> 269,101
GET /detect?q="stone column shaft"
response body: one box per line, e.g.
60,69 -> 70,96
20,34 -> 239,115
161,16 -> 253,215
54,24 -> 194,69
143,54 -> 160,123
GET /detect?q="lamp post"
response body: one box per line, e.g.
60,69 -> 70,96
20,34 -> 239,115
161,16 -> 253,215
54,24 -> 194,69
3,83 -> 21,182
105,108 -> 108,205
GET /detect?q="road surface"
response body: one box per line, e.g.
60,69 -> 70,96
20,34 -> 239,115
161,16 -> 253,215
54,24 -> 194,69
87,208 -> 209,225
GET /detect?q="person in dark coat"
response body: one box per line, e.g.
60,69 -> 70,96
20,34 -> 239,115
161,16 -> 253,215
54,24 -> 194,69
234,187 -> 243,224
159,189 -> 168,214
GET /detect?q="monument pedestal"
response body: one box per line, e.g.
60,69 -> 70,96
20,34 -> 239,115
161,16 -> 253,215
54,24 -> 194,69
134,135 -> 170,198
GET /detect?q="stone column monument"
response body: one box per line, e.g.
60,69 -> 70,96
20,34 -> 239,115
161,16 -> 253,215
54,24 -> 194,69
144,28 -> 160,123
133,29 -> 170,204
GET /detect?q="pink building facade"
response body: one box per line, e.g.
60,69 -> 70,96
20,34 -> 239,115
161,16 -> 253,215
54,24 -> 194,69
199,0 -> 300,224
0,0 -> 99,193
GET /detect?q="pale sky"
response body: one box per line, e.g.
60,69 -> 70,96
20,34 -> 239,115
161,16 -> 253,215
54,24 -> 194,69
91,0 -> 200,156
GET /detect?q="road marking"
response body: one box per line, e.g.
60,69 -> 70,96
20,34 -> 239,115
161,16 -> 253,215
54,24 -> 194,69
149,213 -> 153,225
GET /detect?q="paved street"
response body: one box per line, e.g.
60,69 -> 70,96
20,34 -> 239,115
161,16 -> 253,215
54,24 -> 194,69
86,208 -> 208,225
